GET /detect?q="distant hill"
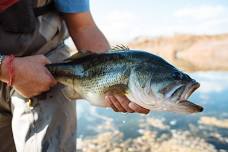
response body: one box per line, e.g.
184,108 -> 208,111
128,34 -> 228,71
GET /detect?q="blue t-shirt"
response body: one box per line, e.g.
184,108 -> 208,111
54,0 -> 90,13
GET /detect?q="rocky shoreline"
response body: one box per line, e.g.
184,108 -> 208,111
128,34 -> 228,72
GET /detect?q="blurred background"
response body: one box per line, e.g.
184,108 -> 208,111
70,0 -> 228,152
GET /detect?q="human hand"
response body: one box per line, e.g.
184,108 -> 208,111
1,55 -> 57,98
105,93 -> 150,114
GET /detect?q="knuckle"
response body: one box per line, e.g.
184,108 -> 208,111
105,96 -> 112,102
40,55 -> 50,64
37,55 -> 45,60
46,76 -> 54,84
40,55 -> 46,60
105,96 -> 110,101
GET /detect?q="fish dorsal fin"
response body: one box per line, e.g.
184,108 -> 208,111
110,44 -> 130,52
64,51 -> 92,62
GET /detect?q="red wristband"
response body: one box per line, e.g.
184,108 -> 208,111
5,55 -> 15,86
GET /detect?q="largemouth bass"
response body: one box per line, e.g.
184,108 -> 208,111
46,47 -> 203,113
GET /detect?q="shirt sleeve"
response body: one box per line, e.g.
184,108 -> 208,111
54,0 -> 90,13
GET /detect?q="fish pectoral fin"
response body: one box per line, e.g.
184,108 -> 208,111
61,87 -> 82,101
104,84 -> 128,96
178,100 -> 203,113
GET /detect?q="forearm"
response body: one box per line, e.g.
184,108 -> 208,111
63,12 -> 110,53
71,25 -> 110,53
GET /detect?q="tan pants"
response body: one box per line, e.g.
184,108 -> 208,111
0,45 -> 77,152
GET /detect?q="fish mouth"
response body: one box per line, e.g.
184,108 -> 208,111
180,81 -> 200,101
168,81 -> 200,102
177,81 -> 203,113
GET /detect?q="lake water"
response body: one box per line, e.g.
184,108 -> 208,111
76,72 -> 228,152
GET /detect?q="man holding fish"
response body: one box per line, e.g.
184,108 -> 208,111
0,0 -> 149,151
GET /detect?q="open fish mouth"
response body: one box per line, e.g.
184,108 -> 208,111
169,81 -> 200,103
152,81 -> 202,113
176,81 -> 203,113
180,81 -> 200,101
162,81 -> 199,101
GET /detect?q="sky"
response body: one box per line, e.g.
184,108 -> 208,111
89,0 -> 228,42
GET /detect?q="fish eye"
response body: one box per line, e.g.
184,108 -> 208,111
172,71 -> 183,80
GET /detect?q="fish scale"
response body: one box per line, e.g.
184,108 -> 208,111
79,63 -> 130,95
